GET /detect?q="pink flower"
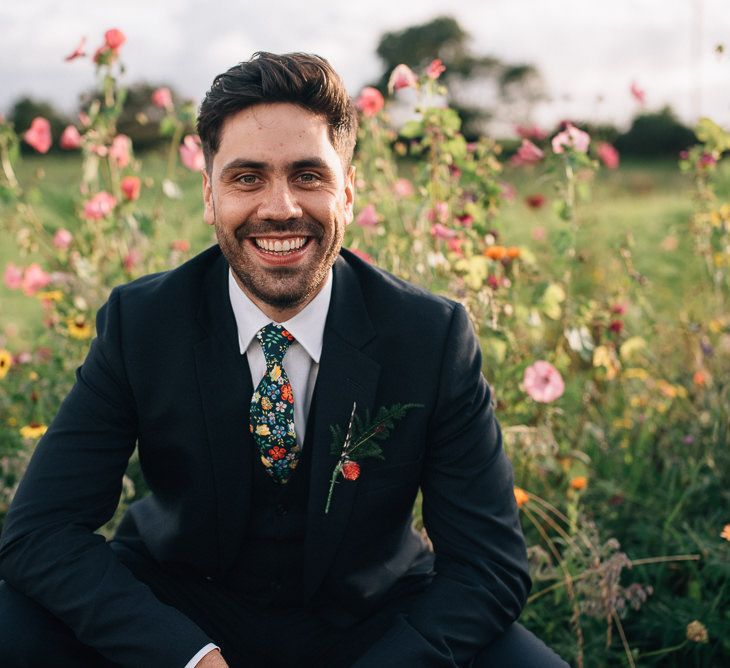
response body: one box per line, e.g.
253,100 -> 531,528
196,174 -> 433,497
59,125 -> 82,150
82,192 -> 117,220
78,111 -> 91,127
523,361 -> 565,403
23,117 -> 52,154
21,264 -> 52,296
698,153 -> 717,168
388,64 -> 418,92
630,81 -> 646,106
551,123 -> 590,154
610,303 -> 626,315
53,229 -> 73,250
597,142 -> 620,169
499,182 -> 516,202
427,201 -> 449,224
109,134 -> 131,168
64,37 -> 86,62
179,135 -> 205,171
4,263 -> 23,290
93,45 -> 117,66
355,204 -> 378,227
431,223 -> 457,239
456,214 -> 473,228
104,29 -> 126,50
511,139 -> 544,166
350,248 -> 374,264
151,87 -> 173,110
531,226 -> 547,242
515,124 -> 547,141
121,176 -> 141,201
393,178 -> 414,197
447,238 -> 463,256
355,87 -> 384,117
170,239 -> 190,252
426,59 -> 446,80
123,248 -> 141,272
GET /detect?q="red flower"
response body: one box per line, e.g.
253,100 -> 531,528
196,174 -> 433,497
630,81 -> 646,106
280,329 -> 294,341
597,142 -> 620,169
269,446 -> 286,460
525,194 -> 546,209
355,87 -> 384,117
121,176 -> 141,201
281,384 -> 293,403
23,117 -> 52,154
425,59 -> 446,80
609,320 -> 624,334
171,239 -> 190,252
59,125 -> 82,150
342,460 -> 361,480
104,29 -> 126,50
64,37 -> 86,62
151,87 -> 173,110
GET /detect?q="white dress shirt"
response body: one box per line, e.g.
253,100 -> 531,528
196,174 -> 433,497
185,267 -> 333,668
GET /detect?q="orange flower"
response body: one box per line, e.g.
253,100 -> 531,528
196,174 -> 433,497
570,476 -> 588,491
693,370 -> 707,387
484,246 -> 507,261
721,524 -> 730,542
0,349 -> 12,379
506,247 -> 521,259
513,487 -> 529,508
20,422 -> 48,439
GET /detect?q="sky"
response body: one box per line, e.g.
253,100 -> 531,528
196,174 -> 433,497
2,0 -> 730,134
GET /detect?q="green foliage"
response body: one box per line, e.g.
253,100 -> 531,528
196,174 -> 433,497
616,107 -> 696,157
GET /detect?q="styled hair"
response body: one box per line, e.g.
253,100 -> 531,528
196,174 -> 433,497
197,52 -> 358,170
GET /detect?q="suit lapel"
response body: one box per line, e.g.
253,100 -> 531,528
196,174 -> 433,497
194,252 -> 254,574
303,255 -> 380,601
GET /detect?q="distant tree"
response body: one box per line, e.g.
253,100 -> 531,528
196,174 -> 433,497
9,97 -> 70,153
374,16 -> 545,137
615,107 -> 695,157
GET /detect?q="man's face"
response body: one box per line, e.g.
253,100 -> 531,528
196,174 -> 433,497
203,102 -> 355,318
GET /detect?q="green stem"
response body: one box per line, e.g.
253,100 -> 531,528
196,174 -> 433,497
637,639 -> 687,659
324,461 -> 343,514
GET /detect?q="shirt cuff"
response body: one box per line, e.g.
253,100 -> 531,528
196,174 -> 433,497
184,643 -> 220,668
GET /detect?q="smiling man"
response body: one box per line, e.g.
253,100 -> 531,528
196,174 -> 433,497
0,53 -> 567,667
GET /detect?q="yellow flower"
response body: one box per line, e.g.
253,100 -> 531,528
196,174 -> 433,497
686,620 -> 709,643
721,524 -> 730,541
260,455 -> 272,468
593,345 -> 620,380
35,290 -> 63,302
20,423 -> 48,439
623,367 -> 648,380
270,364 -> 282,381
260,396 -> 272,411
67,316 -> 92,340
0,349 -> 12,379
570,476 -> 588,491
255,424 -> 270,436
656,380 -> 677,399
28,370 -> 39,381
709,319 -> 723,334
513,487 -> 529,508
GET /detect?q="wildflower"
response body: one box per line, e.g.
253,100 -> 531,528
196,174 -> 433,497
23,117 -> 52,154
355,87 -> 384,117
551,123 -> 590,154
531,226 -> 547,242
630,81 -> 646,106
525,194 -> 546,209
123,249 -> 142,272
59,125 -> 82,150
355,204 -> 378,227
486,275 -> 500,290
22,264 -> 52,296
179,135 -> 205,171
36,290 -> 63,303
693,370 -> 708,387
393,178 -> 414,197
109,134 -> 131,168
686,620 -> 708,643
342,460 -> 361,480
456,214 -> 473,227
53,229 -> 73,249
4,263 -> 23,290
597,142 -> 620,169
64,36 -> 87,61
388,64 -> 418,92
717,524 -> 730,541
20,423 -> 48,439
484,246 -> 507,261
121,176 -> 141,201
513,487 -> 529,508
570,476 -> 588,491
511,139 -> 544,166
697,153 -> 717,169
104,28 -> 126,50
83,192 -> 117,220
67,316 -> 92,340
523,360 -> 565,403
515,125 -> 547,141
151,87 -> 173,110
609,320 -> 624,334
425,58 -> 446,80
431,224 -> 457,240
170,239 -> 190,252
0,349 -> 12,379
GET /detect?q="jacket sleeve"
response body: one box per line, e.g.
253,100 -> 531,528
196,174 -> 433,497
354,303 -> 531,667
0,288 -> 213,667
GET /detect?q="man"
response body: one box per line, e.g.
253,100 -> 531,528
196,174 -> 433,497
0,53 -> 567,666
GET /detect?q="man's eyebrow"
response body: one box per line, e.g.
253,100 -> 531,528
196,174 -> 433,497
291,158 -> 331,171
219,157 -> 333,175
220,159 -> 268,175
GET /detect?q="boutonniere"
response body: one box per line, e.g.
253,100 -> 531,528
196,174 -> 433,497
324,401 -> 423,513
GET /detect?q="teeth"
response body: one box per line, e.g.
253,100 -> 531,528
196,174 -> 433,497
254,237 -> 306,253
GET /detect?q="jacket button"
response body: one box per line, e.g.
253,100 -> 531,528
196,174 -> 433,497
204,575 -> 214,582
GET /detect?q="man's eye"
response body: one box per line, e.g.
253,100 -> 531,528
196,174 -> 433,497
297,173 -> 320,184
238,174 -> 259,185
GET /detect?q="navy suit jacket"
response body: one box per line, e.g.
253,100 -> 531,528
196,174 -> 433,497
0,245 -> 529,666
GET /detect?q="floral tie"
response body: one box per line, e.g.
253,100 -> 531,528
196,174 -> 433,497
249,323 -> 299,483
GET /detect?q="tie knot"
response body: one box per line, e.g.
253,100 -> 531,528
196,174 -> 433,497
256,323 -> 295,364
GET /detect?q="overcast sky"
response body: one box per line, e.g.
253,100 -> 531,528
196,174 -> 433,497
3,0 -> 729,133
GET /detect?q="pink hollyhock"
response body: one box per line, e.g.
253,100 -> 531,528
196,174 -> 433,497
597,142 -> 619,169
393,178 -> 414,197
525,194 -> 546,209
551,123 -> 590,154
515,124 -> 547,141
511,139 -> 544,166
388,64 -> 418,92
698,153 -> 717,168
109,134 -> 131,168
350,248 -> 373,264
523,361 -> 565,403
427,201 -> 449,224
124,248 -> 141,272
630,81 -> 646,105
53,229 -> 73,249
23,117 -> 52,154
426,58 -> 446,80
59,125 -> 82,150
355,87 -> 384,117
4,263 -> 23,290
83,192 -> 117,220
21,264 -> 52,296
179,135 -> 205,171
171,239 -> 190,252
355,204 -> 378,227
121,176 -> 141,201
431,223 -> 457,239
64,37 -> 86,61
151,87 -> 173,110
104,29 -> 126,50
447,237 -> 463,256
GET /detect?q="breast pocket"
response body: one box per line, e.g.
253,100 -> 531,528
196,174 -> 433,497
356,457 -> 423,495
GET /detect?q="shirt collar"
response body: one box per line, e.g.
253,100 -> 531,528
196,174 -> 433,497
228,267 -> 332,363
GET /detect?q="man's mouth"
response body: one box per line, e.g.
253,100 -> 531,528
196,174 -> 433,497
251,236 -> 311,256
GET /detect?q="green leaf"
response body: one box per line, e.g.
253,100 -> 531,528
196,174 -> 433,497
399,120 -> 424,139
159,116 -> 177,138
695,117 -> 730,153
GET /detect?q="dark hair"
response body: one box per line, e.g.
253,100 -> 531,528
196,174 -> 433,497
197,52 -> 358,170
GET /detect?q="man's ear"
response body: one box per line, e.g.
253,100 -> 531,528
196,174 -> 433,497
202,169 -> 215,226
344,165 -> 356,225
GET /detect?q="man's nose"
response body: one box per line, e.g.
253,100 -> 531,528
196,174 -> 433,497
257,181 -> 303,221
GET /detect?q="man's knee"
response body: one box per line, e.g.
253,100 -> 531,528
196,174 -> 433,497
0,580 -> 107,667
472,622 -> 569,668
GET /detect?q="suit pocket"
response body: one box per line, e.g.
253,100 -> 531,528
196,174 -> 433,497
356,457 -> 423,494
